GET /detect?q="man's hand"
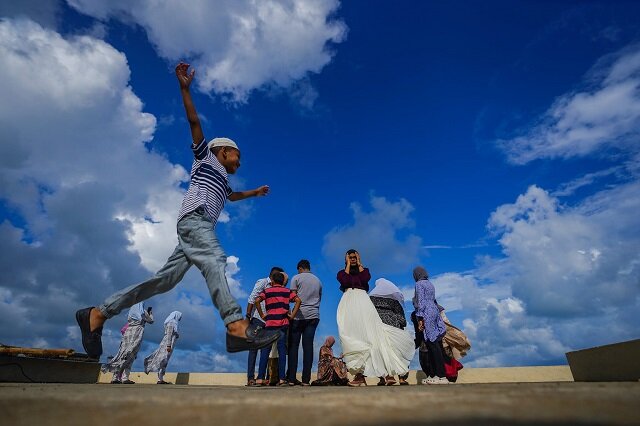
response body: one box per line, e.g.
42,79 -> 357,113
167,346 -> 172,353
418,320 -> 425,331
254,185 -> 270,197
175,62 -> 195,90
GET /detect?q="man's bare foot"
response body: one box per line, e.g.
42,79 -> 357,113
89,308 -> 106,332
226,319 -> 249,338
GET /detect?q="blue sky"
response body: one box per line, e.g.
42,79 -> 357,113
1,1 -> 639,372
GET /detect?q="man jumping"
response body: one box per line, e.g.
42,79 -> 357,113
76,62 -> 278,358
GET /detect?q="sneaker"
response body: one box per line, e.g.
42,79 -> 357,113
431,376 -> 450,385
421,376 -> 434,385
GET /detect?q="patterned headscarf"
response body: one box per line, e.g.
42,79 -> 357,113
413,266 -> 429,282
164,311 -> 182,332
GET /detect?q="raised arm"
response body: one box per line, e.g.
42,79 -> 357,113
176,62 -> 204,146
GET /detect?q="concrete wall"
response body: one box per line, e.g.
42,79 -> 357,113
99,365 -> 573,385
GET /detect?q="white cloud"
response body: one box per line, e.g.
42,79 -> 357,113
225,255 -> 248,298
67,0 -> 348,103
0,19 -> 254,360
431,181 -> 640,367
322,195 -> 423,275
499,45 -> 640,164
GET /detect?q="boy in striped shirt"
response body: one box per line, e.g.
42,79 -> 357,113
75,62 -> 278,358
255,272 -> 301,386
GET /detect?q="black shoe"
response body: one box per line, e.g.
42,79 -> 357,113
75,307 -> 103,358
110,380 -> 122,384
288,379 -> 303,386
157,380 -> 171,385
226,322 -> 279,353
122,380 -> 135,384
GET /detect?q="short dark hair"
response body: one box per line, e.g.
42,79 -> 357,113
270,266 -> 284,275
297,259 -> 311,270
346,249 -> 357,255
271,272 -> 285,285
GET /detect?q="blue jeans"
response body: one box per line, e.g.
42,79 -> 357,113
257,326 -> 288,381
98,208 -> 243,325
287,318 -> 319,383
247,318 -> 267,380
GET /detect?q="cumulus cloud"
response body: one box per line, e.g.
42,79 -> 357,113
322,195 -> 423,275
67,0 -> 348,103
430,181 -> 640,367
0,19 -> 251,368
499,45 -> 640,164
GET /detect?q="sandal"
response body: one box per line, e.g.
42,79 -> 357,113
377,377 -> 386,386
277,380 -> 289,387
246,379 -> 256,387
348,374 -> 367,387
399,379 -> 409,386
385,376 -> 397,386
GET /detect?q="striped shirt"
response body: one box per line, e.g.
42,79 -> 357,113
177,138 -> 233,225
258,285 -> 296,328
248,278 -> 270,321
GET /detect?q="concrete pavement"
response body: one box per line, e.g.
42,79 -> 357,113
1,382 -> 638,425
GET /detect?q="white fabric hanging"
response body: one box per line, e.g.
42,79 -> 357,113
337,289 -> 414,377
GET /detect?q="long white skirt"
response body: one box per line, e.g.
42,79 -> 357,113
337,288 -> 415,377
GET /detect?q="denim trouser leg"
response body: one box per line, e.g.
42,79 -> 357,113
176,212 -> 243,325
277,327 -> 288,380
287,319 -> 318,383
98,210 -> 243,325
98,244 -> 191,318
287,321 -> 302,381
257,345 -> 270,380
301,319 -> 319,384
247,349 -> 258,380
247,318 -> 265,380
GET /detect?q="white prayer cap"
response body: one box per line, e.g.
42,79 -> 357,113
208,137 -> 239,151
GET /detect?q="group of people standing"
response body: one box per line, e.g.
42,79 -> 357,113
102,302 -> 182,385
336,249 -> 469,386
244,249 -> 470,387
246,260 -> 323,386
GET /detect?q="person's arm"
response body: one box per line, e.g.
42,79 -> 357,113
175,62 -> 204,147
289,295 -> 302,319
143,308 -> 154,324
246,279 -> 267,319
355,252 -> 364,273
337,270 -> 349,292
255,296 -> 266,320
245,303 -> 254,319
167,325 -> 177,352
228,186 -> 270,202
